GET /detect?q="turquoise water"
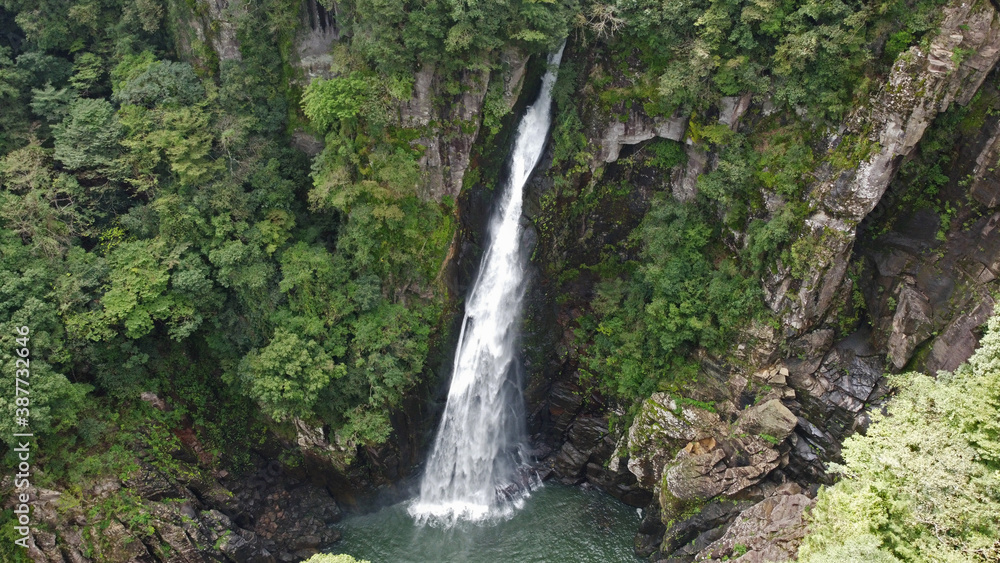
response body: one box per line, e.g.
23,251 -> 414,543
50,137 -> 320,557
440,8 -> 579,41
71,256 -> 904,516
331,484 -> 642,563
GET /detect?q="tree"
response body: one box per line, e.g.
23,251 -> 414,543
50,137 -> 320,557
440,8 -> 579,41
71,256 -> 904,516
117,103 -> 219,190
66,239 -> 211,341
0,230 -> 92,444
301,75 -> 369,132
52,98 -> 121,171
579,197 -> 761,401
0,141 -> 97,256
113,60 -> 204,108
30,84 -> 76,123
237,328 -> 345,421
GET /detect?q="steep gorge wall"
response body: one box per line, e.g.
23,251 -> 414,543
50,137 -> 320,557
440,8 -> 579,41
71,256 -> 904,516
515,2 -> 1000,561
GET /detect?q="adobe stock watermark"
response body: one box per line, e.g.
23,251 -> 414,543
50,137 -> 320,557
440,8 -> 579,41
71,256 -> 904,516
10,325 -> 33,549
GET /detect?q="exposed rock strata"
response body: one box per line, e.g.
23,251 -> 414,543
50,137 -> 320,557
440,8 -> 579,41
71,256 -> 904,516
295,0 -> 339,79
401,65 -> 492,201
593,107 -> 688,164
598,3 -> 1000,557
770,0 -> 1000,334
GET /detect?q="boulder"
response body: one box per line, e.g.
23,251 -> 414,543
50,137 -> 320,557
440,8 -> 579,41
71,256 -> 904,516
553,442 -> 590,481
664,448 -> 729,501
886,285 -> 934,369
734,400 -> 798,443
624,393 -> 720,488
693,483 -> 815,562
926,299 -> 995,373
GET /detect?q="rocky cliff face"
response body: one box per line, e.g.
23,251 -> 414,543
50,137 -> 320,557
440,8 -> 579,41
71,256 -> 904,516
167,0 -> 1000,559
177,0 -> 530,203
768,0 -> 1000,336
514,2 -> 1000,561
6,405 -> 344,563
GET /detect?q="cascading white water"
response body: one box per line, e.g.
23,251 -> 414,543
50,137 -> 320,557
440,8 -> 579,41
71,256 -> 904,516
409,46 -> 564,526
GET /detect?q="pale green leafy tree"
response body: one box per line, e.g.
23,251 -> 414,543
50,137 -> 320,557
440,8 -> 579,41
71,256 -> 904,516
800,316 -> 1000,562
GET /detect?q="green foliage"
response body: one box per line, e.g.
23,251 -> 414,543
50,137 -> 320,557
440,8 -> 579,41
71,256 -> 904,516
0,230 -> 92,444
0,509 -> 33,562
302,75 -> 369,131
113,60 -> 204,108
67,239 -> 213,341
52,98 -> 121,171
550,60 -> 591,173
759,433 -> 779,445
579,197 -> 763,401
345,0 -> 575,76
0,141 -> 104,256
238,328 -> 344,422
610,0 -> 947,121
70,51 -> 105,95
294,67 -> 456,440
884,30 -> 915,63
0,0 -> 464,484
30,84 -> 76,123
644,139 -> 687,170
118,102 -> 220,190
799,315 -> 1000,562
481,77 -> 512,137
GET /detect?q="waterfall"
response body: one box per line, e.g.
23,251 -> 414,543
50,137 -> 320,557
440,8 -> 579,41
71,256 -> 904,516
409,46 -> 564,526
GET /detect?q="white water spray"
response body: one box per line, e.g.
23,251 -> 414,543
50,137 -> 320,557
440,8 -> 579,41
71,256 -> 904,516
409,46 -> 564,526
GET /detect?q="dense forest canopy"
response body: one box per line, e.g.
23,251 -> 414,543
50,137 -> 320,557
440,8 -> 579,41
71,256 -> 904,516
0,0 -> 949,452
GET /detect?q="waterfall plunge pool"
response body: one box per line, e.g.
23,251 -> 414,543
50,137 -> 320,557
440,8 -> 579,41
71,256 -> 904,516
329,484 -> 642,563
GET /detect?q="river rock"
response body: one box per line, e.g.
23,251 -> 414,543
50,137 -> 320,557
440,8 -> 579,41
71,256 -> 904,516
553,442 -> 590,481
